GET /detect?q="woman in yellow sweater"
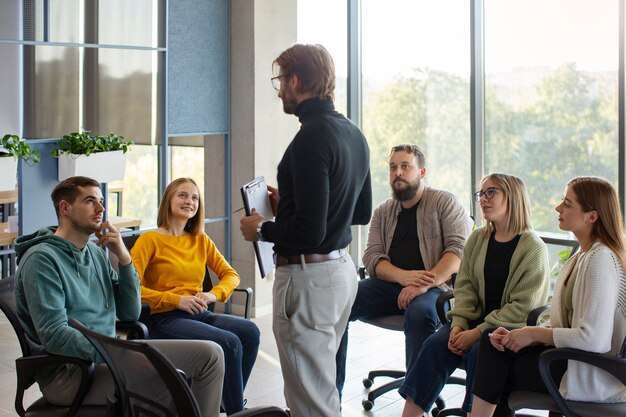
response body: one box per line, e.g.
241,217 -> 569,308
131,178 -> 260,415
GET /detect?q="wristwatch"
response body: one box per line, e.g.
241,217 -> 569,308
256,221 -> 265,242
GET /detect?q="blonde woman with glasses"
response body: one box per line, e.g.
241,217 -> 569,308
400,173 -> 550,417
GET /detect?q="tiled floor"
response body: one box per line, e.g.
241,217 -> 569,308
0,311 -> 546,416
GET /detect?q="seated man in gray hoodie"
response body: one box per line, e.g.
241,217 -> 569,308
14,176 -> 225,417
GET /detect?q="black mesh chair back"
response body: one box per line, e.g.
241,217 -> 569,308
2,275 -> 107,417
70,318 -> 201,417
0,274 -> 31,357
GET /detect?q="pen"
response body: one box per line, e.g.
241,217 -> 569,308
233,207 -> 245,214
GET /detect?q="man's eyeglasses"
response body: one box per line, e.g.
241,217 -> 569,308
473,187 -> 501,203
271,74 -> 291,91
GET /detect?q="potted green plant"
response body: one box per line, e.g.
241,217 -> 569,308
52,131 -> 133,183
0,134 -> 41,191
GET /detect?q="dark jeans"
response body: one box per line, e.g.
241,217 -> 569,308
473,329 -> 566,405
398,322 -> 479,413
149,309 -> 260,415
335,278 -> 443,396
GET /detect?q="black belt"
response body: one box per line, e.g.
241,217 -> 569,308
275,250 -> 342,267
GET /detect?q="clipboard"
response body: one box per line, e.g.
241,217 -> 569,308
241,177 -> 275,278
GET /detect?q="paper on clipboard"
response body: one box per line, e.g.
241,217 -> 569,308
241,177 -> 275,278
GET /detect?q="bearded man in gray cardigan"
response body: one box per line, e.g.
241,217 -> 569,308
335,144 -> 473,397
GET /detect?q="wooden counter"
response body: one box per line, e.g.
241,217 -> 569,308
0,189 -> 18,205
109,216 -> 141,230
0,222 -> 17,246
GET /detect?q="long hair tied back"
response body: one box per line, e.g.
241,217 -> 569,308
568,176 -> 626,270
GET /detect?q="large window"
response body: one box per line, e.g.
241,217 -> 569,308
484,0 -> 619,234
359,1 -> 471,252
294,0 -> 623,268
297,0 -> 348,115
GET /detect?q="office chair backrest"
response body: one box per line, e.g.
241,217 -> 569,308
0,275 -> 32,357
70,318 -> 201,417
537,339 -> 626,417
2,276 -> 111,417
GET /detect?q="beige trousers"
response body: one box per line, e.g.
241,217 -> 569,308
42,339 -> 224,417
272,252 -> 358,417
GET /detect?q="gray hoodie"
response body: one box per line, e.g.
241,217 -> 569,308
14,227 -> 140,386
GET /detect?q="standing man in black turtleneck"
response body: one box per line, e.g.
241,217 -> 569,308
240,44 -> 372,417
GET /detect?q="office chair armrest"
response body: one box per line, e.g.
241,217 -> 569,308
526,305 -> 550,326
139,287 -> 252,324
539,345 -> 626,417
116,319 -> 149,340
436,290 -> 454,325
15,354 -> 94,417
358,267 -> 367,280
137,302 -> 151,326
233,287 -> 253,319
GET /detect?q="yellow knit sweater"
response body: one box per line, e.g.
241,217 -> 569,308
131,231 -> 240,314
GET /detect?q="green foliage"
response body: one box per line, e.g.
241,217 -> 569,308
0,134 -> 41,166
51,131 -> 133,157
363,68 -> 471,208
552,249 -> 573,277
362,63 -> 617,232
484,63 -> 616,232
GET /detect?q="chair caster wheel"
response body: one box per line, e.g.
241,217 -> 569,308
431,409 -> 440,417
362,378 -> 373,388
362,399 -> 374,411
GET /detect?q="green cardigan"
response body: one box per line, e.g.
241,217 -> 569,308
448,228 -> 550,333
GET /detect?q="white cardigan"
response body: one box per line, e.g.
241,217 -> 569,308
551,241 -> 626,402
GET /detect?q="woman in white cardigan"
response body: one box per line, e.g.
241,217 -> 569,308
470,176 -> 626,417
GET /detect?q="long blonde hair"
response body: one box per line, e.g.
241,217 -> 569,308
480,173 -> 532,238
157,178 -> 204,235
567,176 -> 626,270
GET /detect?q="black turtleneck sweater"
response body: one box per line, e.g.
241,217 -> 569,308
261,97 -> 372,256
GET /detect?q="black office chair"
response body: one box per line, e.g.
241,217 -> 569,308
506,305 -> 626,417
358,267 -> 452,411
70,318 -> 288,417
1,274 -> 113,417
539,340 -> 626,417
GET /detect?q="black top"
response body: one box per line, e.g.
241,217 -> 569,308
262,98 -> 372,256
388,202 -> 425,271
483,232 -> 521,316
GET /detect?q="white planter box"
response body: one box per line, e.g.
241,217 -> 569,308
0,157 -> 17,191
58,150 -> 127,183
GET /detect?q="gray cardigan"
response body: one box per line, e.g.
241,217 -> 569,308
362,186 -> 473,289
